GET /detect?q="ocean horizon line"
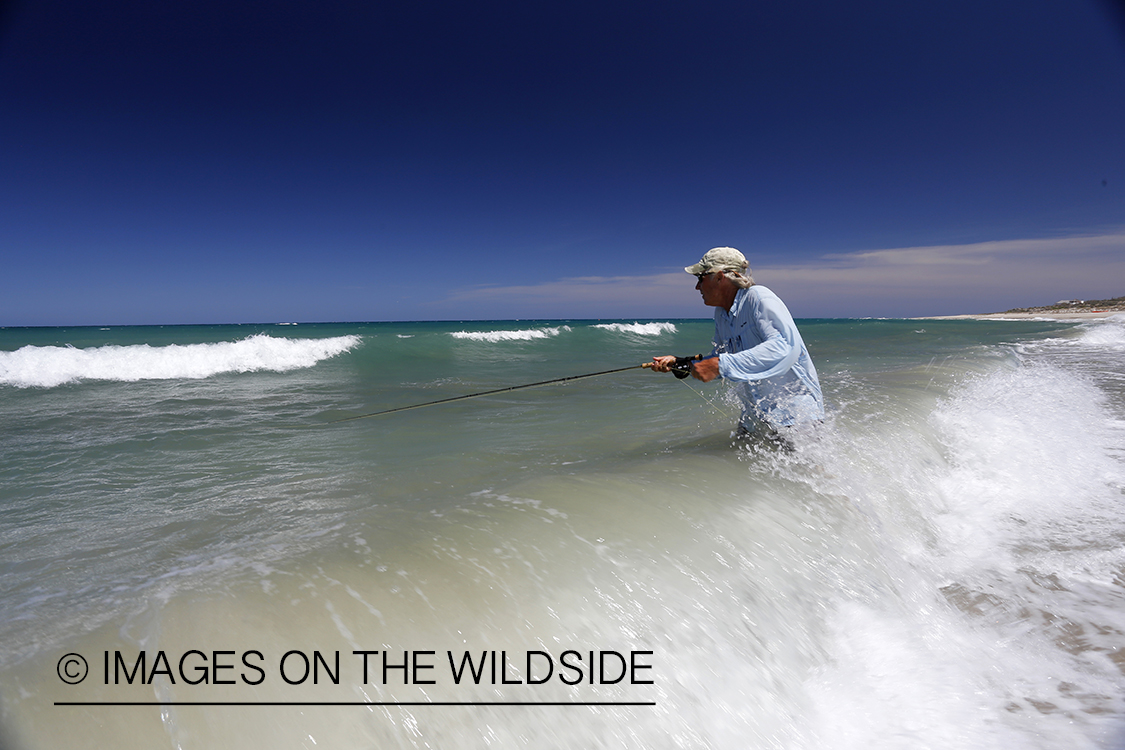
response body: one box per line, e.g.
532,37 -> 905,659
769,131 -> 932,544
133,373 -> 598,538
2,314 -> 1079,331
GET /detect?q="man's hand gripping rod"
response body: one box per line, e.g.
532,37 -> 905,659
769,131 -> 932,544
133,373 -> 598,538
644,354 -> 704,379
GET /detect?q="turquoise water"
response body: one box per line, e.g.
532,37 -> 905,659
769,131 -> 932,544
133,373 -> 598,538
2,317 -> 1123,748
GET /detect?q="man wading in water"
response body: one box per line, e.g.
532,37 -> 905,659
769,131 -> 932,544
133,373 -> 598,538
651,247 -> 824,438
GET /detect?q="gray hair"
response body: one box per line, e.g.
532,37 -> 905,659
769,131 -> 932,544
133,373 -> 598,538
722,270 -> 754,288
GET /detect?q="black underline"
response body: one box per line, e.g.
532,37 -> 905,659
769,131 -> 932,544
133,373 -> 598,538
55,701 -> 656,707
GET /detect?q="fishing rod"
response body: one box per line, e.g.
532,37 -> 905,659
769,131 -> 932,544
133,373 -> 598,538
329,355 -> 703,423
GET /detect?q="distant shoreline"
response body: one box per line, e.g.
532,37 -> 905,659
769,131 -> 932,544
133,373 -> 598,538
917,296 -> 1125,321
919,311 -> 1122,320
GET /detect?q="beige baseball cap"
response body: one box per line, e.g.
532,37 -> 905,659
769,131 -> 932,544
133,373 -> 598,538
685,247 -> 749,276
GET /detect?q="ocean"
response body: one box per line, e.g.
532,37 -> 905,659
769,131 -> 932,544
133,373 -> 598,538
1,316 -> 1123,749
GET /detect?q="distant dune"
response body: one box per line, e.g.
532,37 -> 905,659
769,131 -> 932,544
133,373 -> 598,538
919,296 -> 1125,320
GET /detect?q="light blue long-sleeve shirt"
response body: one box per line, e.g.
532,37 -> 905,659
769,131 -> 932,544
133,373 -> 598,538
711,285 -> 824,430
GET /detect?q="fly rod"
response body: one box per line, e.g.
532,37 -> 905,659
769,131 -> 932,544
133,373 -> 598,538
329,355 -> 702,423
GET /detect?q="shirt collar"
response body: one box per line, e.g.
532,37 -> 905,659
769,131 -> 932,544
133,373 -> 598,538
722,287 -> 750,319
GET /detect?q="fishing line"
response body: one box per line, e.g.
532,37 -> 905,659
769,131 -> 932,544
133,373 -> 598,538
663,353 -> 735,418
329,354 -> 716,424
329,363 -> 656,423
677,377 -> 737,419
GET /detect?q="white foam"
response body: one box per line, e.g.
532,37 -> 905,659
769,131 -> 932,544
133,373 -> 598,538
803,357 -> 1125,747
929,363 -> 1125,573
0,334 -> 362,388
449,326 -> 569,342
1073,315 -> 1125,351
592,322 -> 677,335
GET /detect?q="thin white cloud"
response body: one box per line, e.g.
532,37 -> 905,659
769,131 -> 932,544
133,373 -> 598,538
819,233 -> 1125,268
439,232 -> 1125,318
764,232 -> 1125,315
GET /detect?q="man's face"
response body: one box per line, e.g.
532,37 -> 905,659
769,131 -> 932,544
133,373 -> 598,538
695,272 -> 726,307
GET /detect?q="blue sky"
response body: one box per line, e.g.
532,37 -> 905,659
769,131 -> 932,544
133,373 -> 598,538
1,0 -> 1123,325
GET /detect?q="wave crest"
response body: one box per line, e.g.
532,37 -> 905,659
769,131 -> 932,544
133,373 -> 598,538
1074,315 -> 1125,351
592,322 -> 677,335
0,334 -> 362,388
449,327 -> 569,342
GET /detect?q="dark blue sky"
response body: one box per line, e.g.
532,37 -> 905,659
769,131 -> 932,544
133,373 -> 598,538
2,0 -> 1123,324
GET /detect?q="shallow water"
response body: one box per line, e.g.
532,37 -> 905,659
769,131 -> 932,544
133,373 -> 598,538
2,317 -> 1123,748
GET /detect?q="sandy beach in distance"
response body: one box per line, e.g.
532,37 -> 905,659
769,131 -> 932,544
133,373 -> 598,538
922,311 -> 1124,320
918,297 -> 1125,321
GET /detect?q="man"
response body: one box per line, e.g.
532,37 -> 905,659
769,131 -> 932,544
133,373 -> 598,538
652,247 -> 824,434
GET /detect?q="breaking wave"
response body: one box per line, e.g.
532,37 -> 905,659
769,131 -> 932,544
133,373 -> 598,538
449,327 -> 569,342
0,334 -> 361,388
1073,314 -> 1125,351
592,322 -> 677,335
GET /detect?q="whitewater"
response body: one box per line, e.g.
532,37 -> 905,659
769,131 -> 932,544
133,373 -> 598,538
0,317 -> 1122,749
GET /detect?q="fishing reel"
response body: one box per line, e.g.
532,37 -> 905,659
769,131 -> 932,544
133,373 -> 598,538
669,354 -> 703,379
